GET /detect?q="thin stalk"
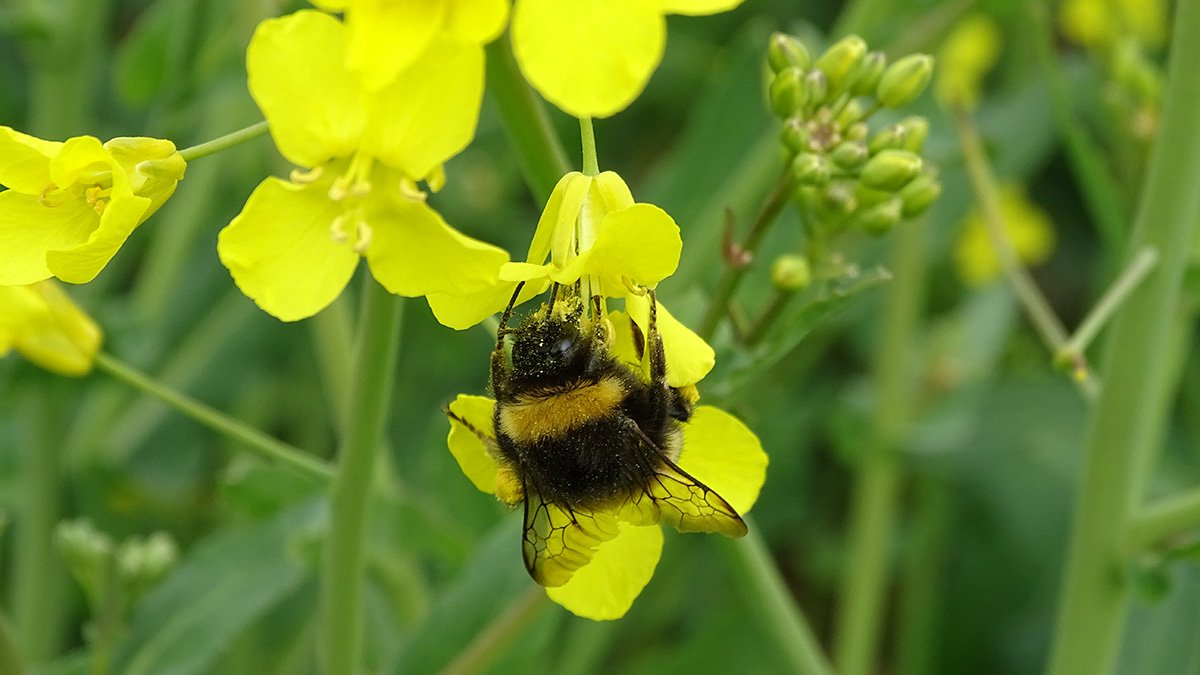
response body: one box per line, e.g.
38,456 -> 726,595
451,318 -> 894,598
744,288 -> 795,347
1046,0 -> 1200,671
177,121 -> 269,162
952,106 -> 1100,400
1057,247 -> 1159,362
0,609 -> 25,675
438,586 -> 548,675
93,352 -> 332,481
896,475 -> 953,675
1125,488 -> 1200,552
319,281 -> 403,675
834,214 -> 930,675
697,167 -> 796,340
724,526 -> 834,675
485,34 -> 571,202
833,0 -> 892,41
579,118 -> 599,176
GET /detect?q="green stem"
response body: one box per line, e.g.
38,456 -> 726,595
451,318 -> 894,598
485,34 -> 571,202
952,106 -> 1100,400
439,586 -> 547,675
833,0 -> 892,40
1058,247 -> 1159,362
579,117 -> 599,176
1046,0 -> 1200,671
725,526 -> 834,675
697,167 -> 796,341
1125,488 -> 1200,552
834,214 -> 930,675
177,121 -> 269,162
93,352 -> 332,481
0,609 -> 25,675
895,475 -> 953,675
319,281 -> 403,675
743,288 -> 795,347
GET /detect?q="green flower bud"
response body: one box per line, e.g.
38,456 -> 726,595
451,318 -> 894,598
849,197 -> 903,235
769,66 -> 807,118
830,141 -> 868,170
768,32 -> 811,73
820,182 -> 858,216
771,254 -> 812,290
899,116 -> 930,153
816,34 -> 868,93
56,520 -> 115,609
844,122 -> 869,142
792,153 -> 831,186
899,173 -> 942,217
861,149 -> 923,191
876,54 -> 934,108
849,51 -> 888,97
867,124 -> 907,154
781,118 -> 811,154
805,69 -> 829,106
855,183 -> 894,208
835,99 -> 865,128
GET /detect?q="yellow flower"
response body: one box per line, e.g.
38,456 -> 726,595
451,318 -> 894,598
0,128 -> 185,285
446,386 -> 766,620
935,14 -> 1001,108
427,170 -> 714,385
1060,0 -> 1167,50
218,11 -> 507,321
0,281 -> 102,376
310,0 -> 510,90
954,184 -> 1055,287
511,0 -> 745,118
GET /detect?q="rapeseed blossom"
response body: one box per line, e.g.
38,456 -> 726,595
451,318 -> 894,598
0,281 -> 102,376
218,11 -> 507,321
955,184 -> 1055,286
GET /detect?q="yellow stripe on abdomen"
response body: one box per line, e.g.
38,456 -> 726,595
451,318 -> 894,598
498,377 -> 626,442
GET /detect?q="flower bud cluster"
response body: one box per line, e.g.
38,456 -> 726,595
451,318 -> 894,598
57,520 -> 178,615
767,33 -> 940,241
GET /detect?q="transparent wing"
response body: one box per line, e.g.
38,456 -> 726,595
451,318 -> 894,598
522,491 -> 621,587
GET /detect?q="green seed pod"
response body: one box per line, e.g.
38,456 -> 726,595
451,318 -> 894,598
898,116 -> 930,153
792,152 -> 831,186
835,99 -> 865,128
849,51 -> 888,97
771,254 -> 812,291
899,173 -> 942,217
861,149 -> 923,191
830,141 -> 869,170
769,66 -> 807,118
816,34 -> 868,93
781,118 -> 811,154
768,32 -> 811,73
805,69 -> 829,106
849,197 -> 903,235
876,54 -> 934,108
867,124 -> 907,154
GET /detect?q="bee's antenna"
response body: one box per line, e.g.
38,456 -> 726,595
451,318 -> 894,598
546,282 -> 560,315
496,281 -> 526,351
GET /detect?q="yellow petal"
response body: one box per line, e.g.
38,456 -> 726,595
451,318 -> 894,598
104,137 -> 187,210
426,278 -> 549,330
658,0 -> 744,15
677,405 -> 767,515
556,204 -> 681,290
45,191 -> 152,284
365,36 -> 485,180
0,126 -> 59,193
343,0 -> 445,91
0,191 -> 97,285
528,172 -> 589,264
590,171 -> 635,211
545,523 -> 662,620
446,394 -> 500,494
511,0 -> 665,118
625,294 -> 715,386
0,282 -> 102,376
363,199 -> 507,297
445,0 -> 509,44
218,177 -> 358,322
47,136 -> 111,189
498,262 -> 550,283
247,11 -> 365,168
309,0 -> 347,9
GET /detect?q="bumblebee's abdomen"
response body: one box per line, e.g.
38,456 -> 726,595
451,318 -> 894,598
497,376 -> 627,442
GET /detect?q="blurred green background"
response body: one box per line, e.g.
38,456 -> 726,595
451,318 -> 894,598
1,0 -> 1198,673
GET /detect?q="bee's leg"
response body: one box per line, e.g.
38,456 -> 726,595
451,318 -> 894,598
491,281 -> 526,402
646,289 -> 668,388
546,282 -> 560,315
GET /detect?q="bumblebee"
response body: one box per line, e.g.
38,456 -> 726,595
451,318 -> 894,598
451,282 -> 746,587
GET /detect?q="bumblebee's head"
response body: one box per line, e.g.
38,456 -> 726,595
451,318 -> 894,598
509,312 -> 595,387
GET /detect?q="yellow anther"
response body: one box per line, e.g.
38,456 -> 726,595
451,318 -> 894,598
353,219 -> 373,254
289,166 -> 324,184
39,183 -> 67,207
398,177 -> 427,202
329,214 -> 351,243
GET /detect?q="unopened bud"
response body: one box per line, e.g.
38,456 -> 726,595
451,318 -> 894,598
792,153 -> 831,186
899,173 -> 942,217
770,66 -> 807,118
804,69 -> 829,106
816,34 -> 868,93
867,124 -> 907,154
898,116 -> 929,153
830,141 -> 868,170
835,99 -> 865,128
768,32 -> 811,73
861,149 -> 923,191
781,118 -> 811,153
844,122 -> 869,142
771,255 -> 812,290
849,51 -> 888,97
849,197 -> 903,235
820,182 -> 857,216
855,184 -> 894,208
877,54 -> 934,108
